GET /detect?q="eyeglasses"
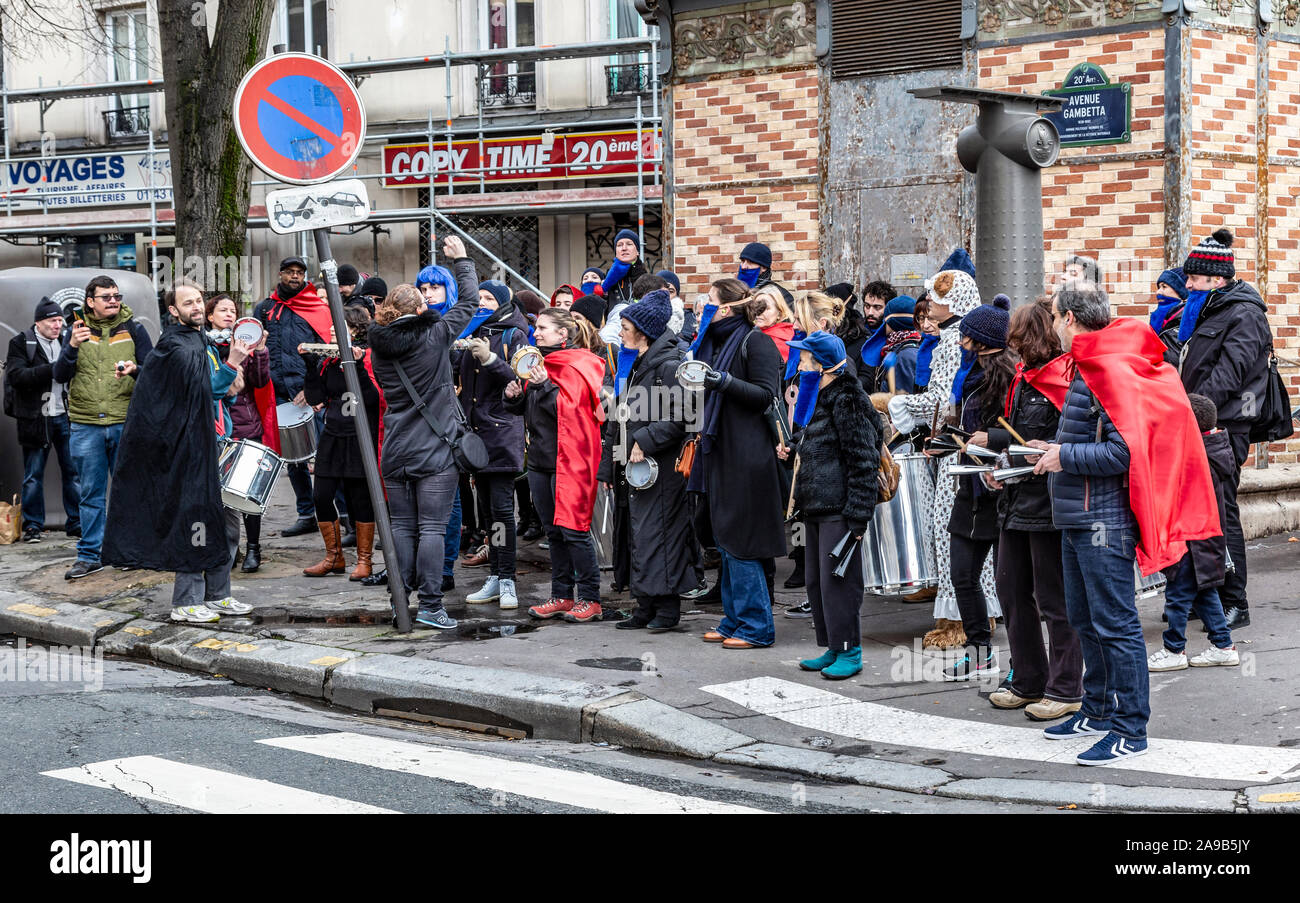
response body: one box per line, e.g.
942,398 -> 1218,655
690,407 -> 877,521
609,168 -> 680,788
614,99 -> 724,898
93,293 -> 123,302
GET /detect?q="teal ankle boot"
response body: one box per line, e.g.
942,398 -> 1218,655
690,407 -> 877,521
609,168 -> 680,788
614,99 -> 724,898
799,648 -> 838,672
821,647 -> 862,680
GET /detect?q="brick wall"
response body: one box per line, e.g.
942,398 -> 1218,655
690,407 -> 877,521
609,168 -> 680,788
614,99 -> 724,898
671,67 -> 820,294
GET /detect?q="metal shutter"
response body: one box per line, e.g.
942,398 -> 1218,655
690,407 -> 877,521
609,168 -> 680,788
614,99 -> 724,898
832,0 -> 964,79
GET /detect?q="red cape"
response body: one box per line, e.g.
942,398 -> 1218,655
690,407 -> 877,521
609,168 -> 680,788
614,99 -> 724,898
254,380 -> 281,454
534,348 -> 606,532
269,282 -> 333,345
761,321 -> 795,363
1029,319 -> 1220,575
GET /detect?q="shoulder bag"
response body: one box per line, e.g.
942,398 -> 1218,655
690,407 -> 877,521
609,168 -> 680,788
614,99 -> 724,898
393,359 -> 489,472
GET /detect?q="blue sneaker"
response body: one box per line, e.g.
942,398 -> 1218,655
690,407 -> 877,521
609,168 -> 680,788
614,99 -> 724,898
1076,731 -> 1148,765
1042,712 -> 1110,740
414,606 -> 458,629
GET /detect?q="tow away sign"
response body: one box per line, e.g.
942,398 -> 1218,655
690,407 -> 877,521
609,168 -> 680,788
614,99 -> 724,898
266,178 -> 369,235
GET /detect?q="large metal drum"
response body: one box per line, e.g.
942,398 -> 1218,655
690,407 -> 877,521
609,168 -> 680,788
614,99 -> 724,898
218,439 -> 284,514
863,451 -> 937,595
276,401 -> 318,463
590,485 -> 615,570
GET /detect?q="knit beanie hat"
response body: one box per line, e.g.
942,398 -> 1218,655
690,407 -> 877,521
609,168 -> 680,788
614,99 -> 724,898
337,264 -> 360,287
34,296 -> 62,322
1183,229 -> 1235,279
619,289 -> 672,341
571,294 -> 606,328
1156,267 -> 1188,300
655,269 -> 681,294
357,275 -> 388,299
581,266 -> 605,282
938,248 -> 976,279
478,279 -> 512,309
960,294 -> 1011,349
881,295 -> 917,329
614,228 -> 640,251
928,269 -> 982,317
739,242 -> 772,270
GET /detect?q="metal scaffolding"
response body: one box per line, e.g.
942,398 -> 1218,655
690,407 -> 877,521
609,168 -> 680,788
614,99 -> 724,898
0,34 -> 664,291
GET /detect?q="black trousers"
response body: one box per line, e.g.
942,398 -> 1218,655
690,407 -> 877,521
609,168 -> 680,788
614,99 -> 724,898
313,475 -> 373,524
1221,429 -> 1250,611
804,517 -> 865,652
459,472 -> 479,540
478,472 -> 517,580
528,471 -> 601,601
995,528 -> 1083,702
516,475 -> 537,527
612,474 -> 631,587
951,532 -> 996,649
242,513 -> 261,545
632,594 -> 681,625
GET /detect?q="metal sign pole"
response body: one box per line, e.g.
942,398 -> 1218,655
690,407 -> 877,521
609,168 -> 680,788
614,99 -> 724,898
313,228 -> 411,633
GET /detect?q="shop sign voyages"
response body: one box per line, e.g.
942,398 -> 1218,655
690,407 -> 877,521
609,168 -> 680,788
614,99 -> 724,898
0,151 -> 171,209
1043,63 -> 1131,148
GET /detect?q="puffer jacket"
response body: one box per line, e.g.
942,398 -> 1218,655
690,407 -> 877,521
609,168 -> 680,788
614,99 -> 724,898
987,369 -> 1061,532
52,304 -> 153,425
455,303 -> 529,473
1178,279 -> 1272,432
792,371 -> 881,532
1049,371 -> 1133,531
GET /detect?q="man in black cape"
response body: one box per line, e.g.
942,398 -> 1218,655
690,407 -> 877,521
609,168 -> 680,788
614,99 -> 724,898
103,281 -> 253,623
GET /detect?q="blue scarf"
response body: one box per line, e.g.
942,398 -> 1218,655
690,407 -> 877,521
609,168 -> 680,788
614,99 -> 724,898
914,333 -> 940,387
737,266 -> 760,288
792,369 -> 822,428
1178,289 -> 1212,344
783,329 -> 806,381
602,259 -> 632,293
859,322 -> 890,368
949,348 -> 978,406
688,303 -> 719,356
694,314 -> 749,461
1149,294 -> 1183,334
579,282 -> 598,296
456,308 -> 494,340
430,300 -> 454,317
613,345 -> 639,398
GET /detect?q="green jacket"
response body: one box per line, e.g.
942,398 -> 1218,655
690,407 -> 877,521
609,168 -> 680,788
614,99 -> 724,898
53,304 -> 154,426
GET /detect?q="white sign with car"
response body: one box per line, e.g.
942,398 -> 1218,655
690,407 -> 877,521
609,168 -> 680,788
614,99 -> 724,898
265,178 -> 370,234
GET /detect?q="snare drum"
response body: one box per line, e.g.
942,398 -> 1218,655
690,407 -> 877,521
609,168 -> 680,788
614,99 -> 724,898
232,317 -> 263,346
626,458 -> 658,490
276,401 -> 318,463
218,439 -> 284,514
511,345 -> 545,379
675,358 -> 712,389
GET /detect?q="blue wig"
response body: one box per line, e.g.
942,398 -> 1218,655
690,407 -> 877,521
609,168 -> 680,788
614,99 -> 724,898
415,264 -> 458,306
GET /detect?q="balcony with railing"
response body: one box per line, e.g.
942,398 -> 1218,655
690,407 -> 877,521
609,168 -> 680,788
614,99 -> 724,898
605,63 -> 651,99
102,105 -> 150,141
478,66 -> 537,111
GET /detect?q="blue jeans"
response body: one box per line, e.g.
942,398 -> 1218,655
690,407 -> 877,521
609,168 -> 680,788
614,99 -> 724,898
287,463 -> 315,518
386,468 -> 459,611
69,422 -> 123,563
1061,526 -> 1150,740
444,487 -> 461,578
21,414 -> 80,532
1162,556 -> 1232,653
716,544 -> 775,646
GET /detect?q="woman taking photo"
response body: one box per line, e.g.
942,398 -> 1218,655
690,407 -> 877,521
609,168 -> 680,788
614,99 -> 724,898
502,308 -> 607,623
367,236 -> 479,629
691,277 -> 786,649
299,305 -> 383,581
205,292 -> 272,572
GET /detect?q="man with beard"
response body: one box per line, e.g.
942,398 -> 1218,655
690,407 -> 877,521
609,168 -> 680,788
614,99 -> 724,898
103,282 -> 254,623
861,280 -> 895,333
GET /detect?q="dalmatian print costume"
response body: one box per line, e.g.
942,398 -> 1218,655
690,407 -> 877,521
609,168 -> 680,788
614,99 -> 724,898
891,271 -> 1001,622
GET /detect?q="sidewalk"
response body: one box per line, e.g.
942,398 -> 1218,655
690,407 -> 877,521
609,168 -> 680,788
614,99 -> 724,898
3,481 -> 1299,812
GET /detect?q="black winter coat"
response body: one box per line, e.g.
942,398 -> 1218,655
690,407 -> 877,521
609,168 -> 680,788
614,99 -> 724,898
791,372 -> 881,532
1173,429 -> 1234,591
367,257 -> 479,481
948,366 -> 1001,542
1178,280 -> 1272,432
598,331 -> 696,595
603,258 -> 649,313
456,304 -> 529,473
702,328 -> 788,560
256,284 -> 326,402
5,326 -> 69,449
505,376 -> 559,473
302,352 -> 381,479
1050,372 -> 1133,532
987,368 -> 1061,532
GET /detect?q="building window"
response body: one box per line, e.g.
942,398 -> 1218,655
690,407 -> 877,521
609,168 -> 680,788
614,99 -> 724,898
606,0 -> 652,99
278,0 -> 329,56
480,0 -> 535,109
104,7 -> 150,140
832,0 -> 963,79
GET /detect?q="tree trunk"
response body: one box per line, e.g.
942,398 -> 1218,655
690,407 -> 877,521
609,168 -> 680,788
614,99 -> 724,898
158,0 -> 274,298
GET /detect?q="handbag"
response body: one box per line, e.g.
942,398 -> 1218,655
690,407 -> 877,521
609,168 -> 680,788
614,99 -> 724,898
675,435 -> 698,477
393,360 -> 489,472
1248,350 -> 1295,444
0,495 -> 19,545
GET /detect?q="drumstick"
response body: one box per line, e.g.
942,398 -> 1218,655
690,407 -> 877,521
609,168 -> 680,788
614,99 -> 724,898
997,416 -> 1028,446
786,453 -> 801,520
887,367 -> 897,395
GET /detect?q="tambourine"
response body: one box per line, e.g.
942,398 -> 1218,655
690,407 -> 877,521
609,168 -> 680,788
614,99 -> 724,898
232,317 -> 263,345
511,346 -> 545,379
675,358 -> 714,389
626,457 -> 659,490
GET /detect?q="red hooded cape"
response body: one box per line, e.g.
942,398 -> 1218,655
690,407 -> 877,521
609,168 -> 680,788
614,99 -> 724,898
261,283 -> 332,453
1028,318 -> 1220,575
533,348 -> 606,532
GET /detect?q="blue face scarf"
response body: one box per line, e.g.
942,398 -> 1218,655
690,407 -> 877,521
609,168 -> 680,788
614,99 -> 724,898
949,348 -> 978,406
783,329 -> 807,381
1149,294 -> 1183,334
737,266 -> 760,288
603,259 -> 632,292
456,308 -> 494,340
792,369 -> 823,429
688,303 -> 719,356
614,344 -> 639,398
914,333 -> 940,387
1178,289 -> 1212,343
860,322 -> 890,368
579,282 -> 598,296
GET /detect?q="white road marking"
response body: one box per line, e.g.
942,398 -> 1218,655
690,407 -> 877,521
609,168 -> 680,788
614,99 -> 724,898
42,756 -> 396,813
702,676 -> 1300,784
259,732 -> 769,813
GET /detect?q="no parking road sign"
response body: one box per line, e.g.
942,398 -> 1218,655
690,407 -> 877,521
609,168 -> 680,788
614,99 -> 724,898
233,53 -> 366,185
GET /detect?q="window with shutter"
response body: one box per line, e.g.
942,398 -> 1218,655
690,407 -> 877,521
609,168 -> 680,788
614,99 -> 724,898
832,0 -> 964,79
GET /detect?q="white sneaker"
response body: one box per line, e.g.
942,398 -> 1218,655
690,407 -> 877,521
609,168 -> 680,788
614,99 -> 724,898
171,604 -> 219,623
498,578 -> 518,610
1147,647 -> 1188,672
206,597 -> 253,615
1190,645 -> 1239,667
467,575 -> 501,603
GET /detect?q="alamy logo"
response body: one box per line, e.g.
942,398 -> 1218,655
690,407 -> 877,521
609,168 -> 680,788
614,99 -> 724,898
49,834 -> 151,883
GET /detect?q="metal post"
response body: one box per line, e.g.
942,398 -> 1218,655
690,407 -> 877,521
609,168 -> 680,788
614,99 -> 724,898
445,36 -> 455,199
477,64 -> 486,193
313,228 -> 412,633
427,108 -> 437,263
148,128 -> 157,289
650,30 -> 660,189
635,94 -> 644,252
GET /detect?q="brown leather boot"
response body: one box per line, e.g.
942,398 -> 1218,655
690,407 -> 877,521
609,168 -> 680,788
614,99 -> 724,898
303,520 -> 346,576
349,522 -> 375,581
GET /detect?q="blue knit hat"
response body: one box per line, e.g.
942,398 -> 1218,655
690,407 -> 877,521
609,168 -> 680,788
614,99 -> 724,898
614,228 -> 640,252
619,289 -> 672,341
960,294 -> 1011,349
739,242 -> 772,270
881,295 -> 917,330
787,331 -> 847,369
1156,267 -> 1188,300
656,269 -> 681,294
478,279 -> 511,309
939,248 -> 976,278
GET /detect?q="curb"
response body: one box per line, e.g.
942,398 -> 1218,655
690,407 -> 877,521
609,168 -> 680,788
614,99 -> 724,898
2,597 -> 1281,813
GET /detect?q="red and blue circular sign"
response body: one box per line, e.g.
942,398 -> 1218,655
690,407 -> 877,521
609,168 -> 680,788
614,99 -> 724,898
233,53 -> 366,185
